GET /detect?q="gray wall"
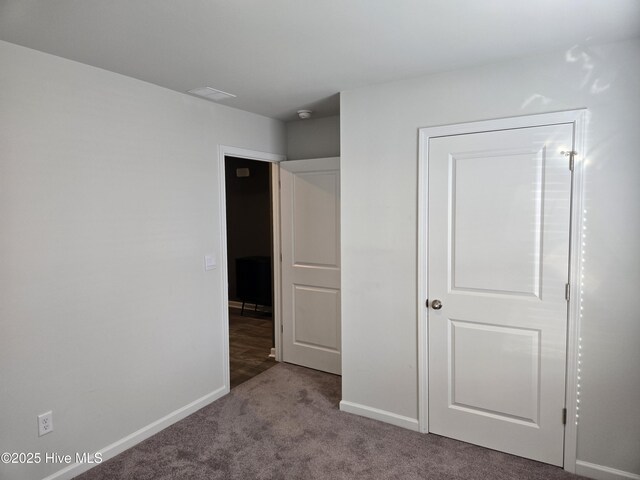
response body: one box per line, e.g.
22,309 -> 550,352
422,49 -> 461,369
224,157 -> 272,301
341,38 -> 640,476
286,115 -> 340,160
0,40 -> 285,480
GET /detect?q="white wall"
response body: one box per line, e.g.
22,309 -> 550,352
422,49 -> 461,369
0,40 -> 285,480
286,115 -> 340,160
341,37 -> 640,476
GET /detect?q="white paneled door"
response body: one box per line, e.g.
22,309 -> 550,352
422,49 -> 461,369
280,158 -> 341,375
428,124 -> 573,466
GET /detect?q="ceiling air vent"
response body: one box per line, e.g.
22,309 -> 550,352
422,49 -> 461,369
187,86 -> 236,102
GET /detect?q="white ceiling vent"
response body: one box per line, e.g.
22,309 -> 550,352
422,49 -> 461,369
187,86 -> 236,102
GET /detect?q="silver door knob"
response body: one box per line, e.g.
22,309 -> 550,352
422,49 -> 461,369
431,299 -> 443,310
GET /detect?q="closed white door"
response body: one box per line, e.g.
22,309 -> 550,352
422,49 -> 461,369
280,157 -> 341,374
428,124 -> 573,466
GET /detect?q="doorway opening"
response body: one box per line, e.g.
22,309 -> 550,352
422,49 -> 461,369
225,156 -> 274,388
220,148 -> 284,389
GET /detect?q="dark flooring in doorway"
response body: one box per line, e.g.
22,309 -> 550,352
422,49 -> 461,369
229,307 -> 276,388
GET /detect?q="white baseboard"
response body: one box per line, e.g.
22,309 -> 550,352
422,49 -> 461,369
229,300 -> 272,313
339,400 -> 420,432
229,300 -> 244,310
576,460 -> 640,480
42,386 -> 228,480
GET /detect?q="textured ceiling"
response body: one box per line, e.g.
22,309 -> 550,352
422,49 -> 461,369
1,0 -> 638,121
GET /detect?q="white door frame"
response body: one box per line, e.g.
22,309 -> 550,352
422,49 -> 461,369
417,110 -> 587,472
217,145 -> 286,392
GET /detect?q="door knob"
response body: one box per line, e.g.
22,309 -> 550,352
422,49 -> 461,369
431,299 -> 443,310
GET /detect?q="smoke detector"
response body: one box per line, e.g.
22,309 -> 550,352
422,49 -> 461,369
297,109 -> 312,120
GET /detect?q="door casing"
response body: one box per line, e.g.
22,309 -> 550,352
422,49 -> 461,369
417,110 -> 587,473
218,145 -> 286,394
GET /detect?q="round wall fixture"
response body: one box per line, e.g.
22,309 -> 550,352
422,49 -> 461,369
297,109 -> 312,119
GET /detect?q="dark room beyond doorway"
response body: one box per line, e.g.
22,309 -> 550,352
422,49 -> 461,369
224,156 -> 276,388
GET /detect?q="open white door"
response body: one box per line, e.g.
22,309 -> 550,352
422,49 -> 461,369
427,124 -> 573,466
280,157 -> 341,374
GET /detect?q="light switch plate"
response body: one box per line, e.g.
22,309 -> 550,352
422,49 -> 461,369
204,255 -> 216,271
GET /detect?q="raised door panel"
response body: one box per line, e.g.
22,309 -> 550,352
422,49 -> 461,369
451,149 -> 544,297
450,319 -> 540,425
293,171 -> 340,268
293,285 -> 340,352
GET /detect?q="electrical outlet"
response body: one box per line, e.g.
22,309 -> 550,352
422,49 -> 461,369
38,411 -> 53,436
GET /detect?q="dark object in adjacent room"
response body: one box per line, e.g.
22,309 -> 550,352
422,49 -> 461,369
236,256 -> 272,315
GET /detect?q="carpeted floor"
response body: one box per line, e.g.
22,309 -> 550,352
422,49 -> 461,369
75,364 -> 583,479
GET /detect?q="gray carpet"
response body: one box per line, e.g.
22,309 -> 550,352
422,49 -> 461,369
75,364 -> 582,479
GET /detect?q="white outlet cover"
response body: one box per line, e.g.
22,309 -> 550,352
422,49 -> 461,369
38,411 -> 53,436
204,255 -> 216,271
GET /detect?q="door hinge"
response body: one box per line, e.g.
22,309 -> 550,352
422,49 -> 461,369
281,324 -> 284,333
562,150 -> 577,171
280,252 -> 282,262
562,408 -> 567,425
565,283 -> 570,301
